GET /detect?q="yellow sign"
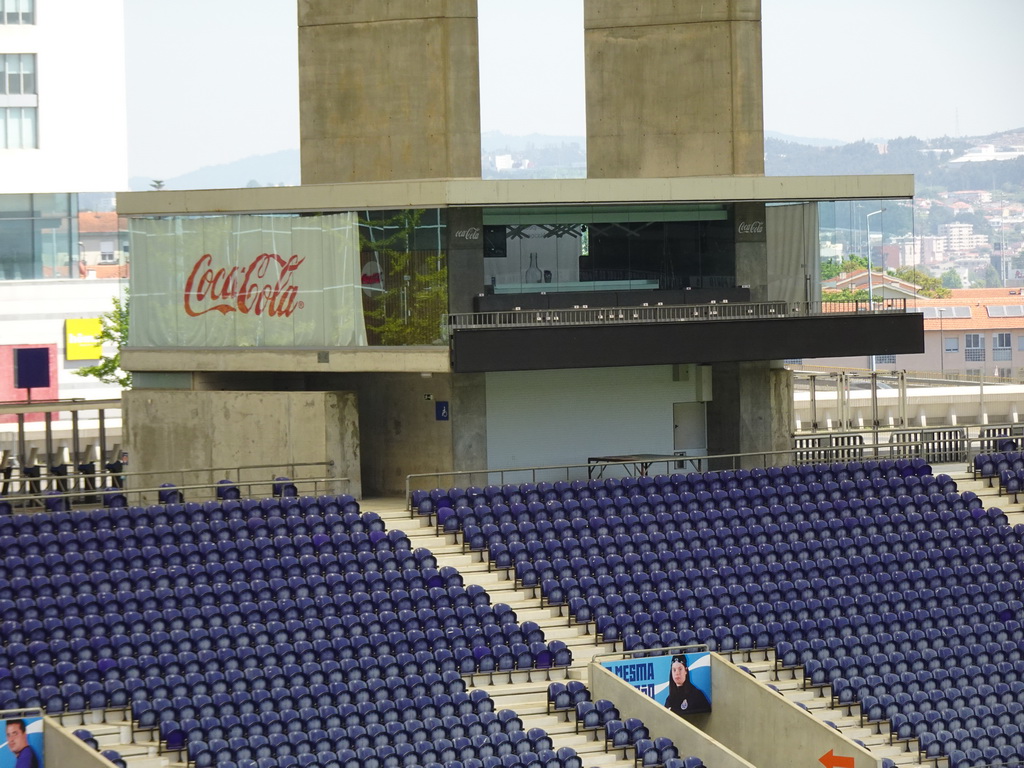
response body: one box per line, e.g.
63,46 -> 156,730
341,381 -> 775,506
65,318 -> 103,360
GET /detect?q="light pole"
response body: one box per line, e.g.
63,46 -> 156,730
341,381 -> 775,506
937,307 -> 945,377
865,208 -> 885,372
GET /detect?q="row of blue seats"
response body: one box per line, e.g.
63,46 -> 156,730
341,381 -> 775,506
807,647 -> 1024,685
444,499 -> 1002,540
0,514 -> 390,543
436,482 -> 973,522
892,703 -> 1024,741
947,743 -> 1024,768
974,451 -> 1024,479
856,685 -> 1024,727
511,533 -> 1023,584
0,496 -> 366,535
190,744 -> 584,768
531,558 -> 1024,606
826,659 -> 1024,696
921,728 -> 1024,763
0,565 -> 473,599
0,525 -> 407,557
0,545 -> 437,577
628,618 -> 1024,656
159,699 -> 500,745
0,499 -> 368,536
499,525 -> 1022,568
185,722 -> 554,761
428,480 -> 969,519
608,602 -> 1023,654
515,543 -> 1024,591
1,631 -> 566,687
6,612 -> 542,651
412,458 -> 935,508
2,592 -> 518,631
1,634 -> 570,685
1,589 -> 513,623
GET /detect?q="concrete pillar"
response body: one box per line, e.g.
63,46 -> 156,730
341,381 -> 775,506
707,362 -> 792,467
447,207 -> 485,315
298,0 -> 482,184
584,0 -> 764,178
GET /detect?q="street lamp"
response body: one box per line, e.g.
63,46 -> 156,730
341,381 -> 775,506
865,208 -> 886,372
937,307 -> 945,377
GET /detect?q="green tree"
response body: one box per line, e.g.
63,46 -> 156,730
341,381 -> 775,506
941,268 -> 963,289
822,288 -> 870,302
149,179 -> 165,190
74,292 -> 131,388
360,210 -> 448,345
971,264 -> 1003,289
888,267 -> 951,298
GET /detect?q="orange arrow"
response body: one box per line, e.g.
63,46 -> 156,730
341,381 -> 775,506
819,749 -> 855,768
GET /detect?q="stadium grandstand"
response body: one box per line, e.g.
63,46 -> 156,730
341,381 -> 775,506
11,3 -> 1020,768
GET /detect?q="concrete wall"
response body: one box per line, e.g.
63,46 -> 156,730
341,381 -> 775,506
123,390 -> 360,498
347,372 -> 455,496
298,0 -> 481,184
699,655 -> 883,768
43,716 -> 112,768
589,659 -> 755,768
590,655 -> 882,768
584,0 -> 764,178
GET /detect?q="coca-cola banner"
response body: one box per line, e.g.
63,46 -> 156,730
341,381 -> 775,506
129,213 -> 367,348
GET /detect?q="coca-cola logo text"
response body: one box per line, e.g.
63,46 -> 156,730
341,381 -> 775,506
454,227 -> 481,240
184,253 -> 306,317
737,221 -> 765,234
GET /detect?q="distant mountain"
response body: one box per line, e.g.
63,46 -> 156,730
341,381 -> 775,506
129,126 -> 1024,192
482,131 -> 585,152
129,149 -> 300,191
765,131 -> 849,147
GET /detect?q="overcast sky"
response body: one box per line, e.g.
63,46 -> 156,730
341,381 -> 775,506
124,0 -> 1024,180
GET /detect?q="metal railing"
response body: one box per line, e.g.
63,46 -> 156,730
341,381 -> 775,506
404,430 -> 1014,510
0,460 -> 345,511
0,397 -> 122,469
446,298 -> 908,331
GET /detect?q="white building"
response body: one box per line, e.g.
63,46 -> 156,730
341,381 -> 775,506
1,0 -> 128,449
0,0 -> 127,192
939,221 -> 988,254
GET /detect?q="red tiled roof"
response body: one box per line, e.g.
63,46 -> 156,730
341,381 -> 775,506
78,211 -> 123,234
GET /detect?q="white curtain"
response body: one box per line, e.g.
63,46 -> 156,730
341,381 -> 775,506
766,203 -> 820,304
130,212 -> 366,348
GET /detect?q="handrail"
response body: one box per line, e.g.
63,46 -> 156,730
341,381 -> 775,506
403,430 -> 1015,509
0,474 -> 350,510
446,299 -> 908,331
0,397 -> 121,416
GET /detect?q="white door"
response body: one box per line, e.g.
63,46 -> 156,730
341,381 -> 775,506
673,402 -> 708,468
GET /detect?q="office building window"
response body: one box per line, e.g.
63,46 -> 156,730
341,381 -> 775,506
1,54 -> 35,95
965,333 -> 985,362
0,106 -> 36,148
0,0 -> 33,24
994,332 -> 1012,361
874,354 -> 896,365
944,337 -> 959,353
996,368 -> 1012,380
1,54 -> 37,148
